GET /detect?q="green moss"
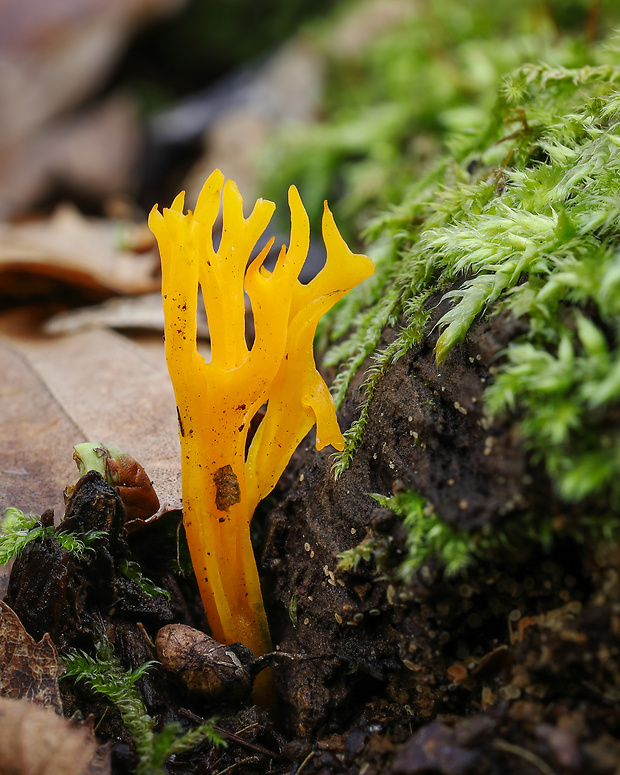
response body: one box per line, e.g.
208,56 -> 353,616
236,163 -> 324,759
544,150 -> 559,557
338,490 -> 486,579
337,490 -> 490,579
120,558 -> 171,600
263,1 -> 620,563
62,636 -> 224,775
338,487 -> 620,582
0,508 -> 106,565
260,0 -> 617,239
328,52 -> 620,516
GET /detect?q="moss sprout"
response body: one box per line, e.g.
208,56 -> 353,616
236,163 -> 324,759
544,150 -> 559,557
62,637 -> 224,775
0,508 -> 105,565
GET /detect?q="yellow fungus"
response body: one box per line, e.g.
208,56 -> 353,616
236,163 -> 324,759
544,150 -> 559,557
149,169 -> 374,663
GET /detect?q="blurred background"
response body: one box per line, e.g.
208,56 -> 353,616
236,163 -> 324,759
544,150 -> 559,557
0,0 -> 342,225
0,0 -> 617,307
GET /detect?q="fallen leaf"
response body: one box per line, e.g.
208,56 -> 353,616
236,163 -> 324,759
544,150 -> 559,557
0,309 -> 181,518
44,291 -> 210,339
0,697 -> 98,775
0,204 -> 159,299
0,0 -> 184,140
0,96 -> 143,223
0,337 -> 82,517
0,601 -> 64,713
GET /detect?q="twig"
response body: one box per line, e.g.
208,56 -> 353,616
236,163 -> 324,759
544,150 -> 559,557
215,756 -> 261,775
93,706 -> 108,734
232,722 -> 259,736
254,650 -> 325,672
179,708 -> 280,759
493,739 -> 557,775
136,621 -> 156,653
292,750 -> 315,775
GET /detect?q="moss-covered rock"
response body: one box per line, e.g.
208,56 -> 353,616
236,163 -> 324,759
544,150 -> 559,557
332,58 -> 620,519
261,3 -> 620,770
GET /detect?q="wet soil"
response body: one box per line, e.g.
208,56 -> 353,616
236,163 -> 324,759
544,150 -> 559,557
261,303 -> 620,772
4,300 -> 620,774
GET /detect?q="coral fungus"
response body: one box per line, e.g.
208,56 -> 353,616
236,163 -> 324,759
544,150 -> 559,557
149,170 -> 374,659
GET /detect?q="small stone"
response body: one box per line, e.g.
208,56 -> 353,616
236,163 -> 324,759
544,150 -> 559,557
447,663 -> 468,684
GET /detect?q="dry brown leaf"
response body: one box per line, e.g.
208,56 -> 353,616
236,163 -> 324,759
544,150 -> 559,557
0,309 -> 181,518
0,205 -> 159,297
0,337 -> 82,517
0,697 -> 98,775
0,602 -> 64,712
44,291 -> 211,340
0,0 -> 185,143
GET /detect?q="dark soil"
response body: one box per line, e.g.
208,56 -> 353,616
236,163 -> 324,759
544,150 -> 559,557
261,303 -> 620,773
4,301 -> 620,774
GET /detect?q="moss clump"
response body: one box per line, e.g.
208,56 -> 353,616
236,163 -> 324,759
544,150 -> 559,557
261,0 -> 620,567
259,2 -> 620,509
62,636 -> 224,775
325,52 -> 620,521
338,490 -> 477,578
260,0 -> 618,239
0,508 -> 106,565
338,487 -> 620,583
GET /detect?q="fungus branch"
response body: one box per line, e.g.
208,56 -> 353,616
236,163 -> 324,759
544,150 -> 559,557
149,169 -> 374,660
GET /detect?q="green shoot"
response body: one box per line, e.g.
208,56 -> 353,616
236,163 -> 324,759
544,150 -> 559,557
121,558 -> 171,600
62,637 -> 224,775
0,507 -> 105,565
